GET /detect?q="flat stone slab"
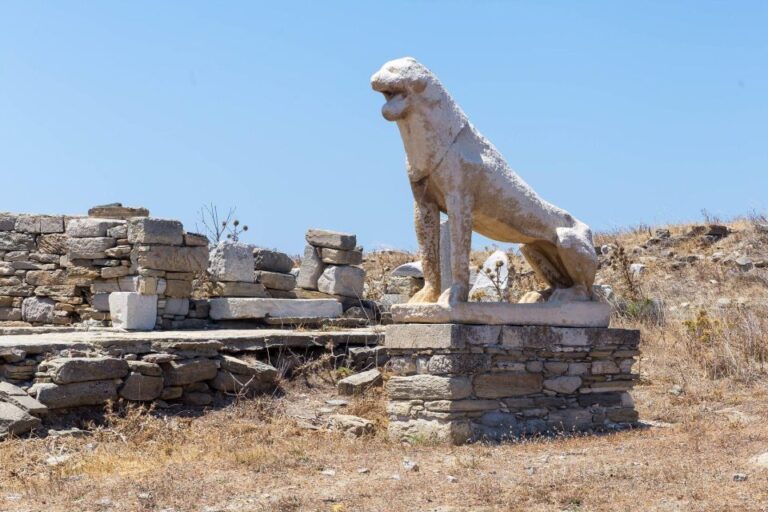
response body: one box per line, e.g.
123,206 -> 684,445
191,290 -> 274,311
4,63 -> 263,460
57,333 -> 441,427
0,327 -> 382,354
391,301 -> 611,328
209,298 -> 342,321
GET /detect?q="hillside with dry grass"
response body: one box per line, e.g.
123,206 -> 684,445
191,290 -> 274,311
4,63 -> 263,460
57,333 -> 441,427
2,216 -> 768,511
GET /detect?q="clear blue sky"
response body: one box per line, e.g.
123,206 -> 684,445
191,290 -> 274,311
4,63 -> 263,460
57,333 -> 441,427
1,2 -> 766,254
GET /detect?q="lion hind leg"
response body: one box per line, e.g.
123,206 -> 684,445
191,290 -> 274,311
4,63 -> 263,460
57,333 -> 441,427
552,225 -> 598,301
519,242 -> 572,291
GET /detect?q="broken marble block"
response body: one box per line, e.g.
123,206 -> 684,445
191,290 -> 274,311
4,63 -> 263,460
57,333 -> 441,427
127,217 -> 184,245
296,244 -> 325,290
109,292 -> 157,331
317,265 -> 365,298
253,248 -> 294,274
305,229 -> 356,251
209,241 -> 254,282
209,298 -> 342,320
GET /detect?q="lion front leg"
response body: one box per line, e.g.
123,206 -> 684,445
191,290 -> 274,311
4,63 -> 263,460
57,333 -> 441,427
438,193 -> 473,306
408,190 -> 441,304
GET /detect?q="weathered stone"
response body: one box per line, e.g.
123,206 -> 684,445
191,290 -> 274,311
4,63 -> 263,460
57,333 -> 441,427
473,373 -> 543,398
388,418 -> 471,444
136,245 -> 208,272
253,248 -> 294,273
543,376 -> 583,394
33,380 -> 118,409
162,359 -> 218,386
385,324 -> 500,349
337,369 -> 382,395
255,270 -> 296,291
0,232 -> 35,251
15,215 -> 64,234
164,279 -> 192,298
183,232 -> 208,246
36,234 -> 68,254
211,281 -> 268,298
104,245 -> 132,258
387,375 -> 472,400
306,229 -> 356,251
182,391 -> 212,406
591,360 -> 620,374
137,245 -> 208,272
219,355 -> 277,381
209,298 -> 341,320
392,261 -> 423,278
320,248 -> 363,265
0,307 -> 22,321
127,360 -> 162,376
107,224 -> 128,239
45,357 -> 130,384
425,399 -> 499,412
296,244 -> 325,290
209,241 -> 254,282
66,218 -> 124,237
119,373 -> 163,401
317,265 -> 364,298
160,386 -> 183,400
328,414 -> 373,437
0,213 -> 17,231
548,408 -> 593,431
0,387 -> 47,415
21,296 -> 55,323
109,293 -> 157,331
426,354 -> 490,375
0,402 -> 40,436
127,218 -> 183,245
101,266 -> 131,279
163,298 -> 189,316
89,204 -> 149,219
67,237 -> 116,259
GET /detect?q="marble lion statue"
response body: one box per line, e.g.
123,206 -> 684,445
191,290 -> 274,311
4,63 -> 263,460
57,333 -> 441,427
371,57 -> 598,306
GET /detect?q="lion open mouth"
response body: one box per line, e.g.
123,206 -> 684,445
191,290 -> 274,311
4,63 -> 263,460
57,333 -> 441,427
380,89 -> 408,121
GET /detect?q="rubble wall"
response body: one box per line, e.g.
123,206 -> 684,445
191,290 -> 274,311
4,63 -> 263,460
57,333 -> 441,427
0,207 -> 209,329
384,324 -> 640,444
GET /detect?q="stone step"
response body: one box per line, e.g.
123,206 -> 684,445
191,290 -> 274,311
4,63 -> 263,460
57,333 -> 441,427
209,298 -> 342,321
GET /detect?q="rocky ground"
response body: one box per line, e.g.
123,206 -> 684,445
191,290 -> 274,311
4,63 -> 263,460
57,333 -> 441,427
1,215 -> 768,511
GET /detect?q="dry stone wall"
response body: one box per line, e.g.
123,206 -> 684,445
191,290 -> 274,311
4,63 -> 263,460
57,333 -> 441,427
0,206 -> 208,329
384,324 -> 640,444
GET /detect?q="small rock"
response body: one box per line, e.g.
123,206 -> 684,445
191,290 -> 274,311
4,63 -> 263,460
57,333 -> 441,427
46,454 -> 72,466
320,469 -> 336,477
325,399 -> 349,407
447,475 -> 458,483
668,384 -> 684,396
357,468 -> 370,474
402,458 -> 419,472
733,473 -> 748,482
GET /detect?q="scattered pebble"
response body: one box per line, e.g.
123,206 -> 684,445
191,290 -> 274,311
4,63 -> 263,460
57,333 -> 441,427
325,399 -> 349,407
45,454 -> 72,466
321,469 -> 336,476
357,468 -> 370,474
447,475 -> 458,483
402,458 -> 419,472
733,473 -> 748,482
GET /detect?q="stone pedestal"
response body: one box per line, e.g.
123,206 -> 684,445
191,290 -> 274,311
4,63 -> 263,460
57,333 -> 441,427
384,323 -> 640,444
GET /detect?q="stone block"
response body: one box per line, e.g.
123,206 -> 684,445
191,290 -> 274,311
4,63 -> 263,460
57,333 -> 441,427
219,355 -> 277,382
543,376 -> 582,394
391,301 -> 611,328
15,215 -> 64,234
164,279 -> 192,298
548,408 -> 593,431
387,375 -> 472,400
253,248 -> 294,273
212,281 -> 268,298
385,324 -> 501,349
66,218 -> 124,237
473,373 -> 543,398
255,270 -> 296,291
0,402 -> 41,436
44,357 -> 129,384
0,232 -> 36,251
184,232 -> 209,246
109,292 -> 157,331
162,359 -> 218,386
107,224 -> 128,239
101,266 -> 131,279
320,248 -> 363,265
337,369 -> 382,395
119,373 -> 164,401
67,237 -> 116,259
37,233 -> 68,254
33,380 -> 118,409
208,298 -> 341,320
127,360 -> 162,376
426,354 -> 491,375
127,218 -> 183,245
0,213 -> 16,231
92,293 -> 111,312
296,244 -> 325,290
89,203 -> 149,219
22,296 -> 55,323
136,245 -> 208,272
388,418 -> 471,445
305,229 -> 356,250
208,241 -> 254,282
162,297 -> 188,316
317,265 -> 364,298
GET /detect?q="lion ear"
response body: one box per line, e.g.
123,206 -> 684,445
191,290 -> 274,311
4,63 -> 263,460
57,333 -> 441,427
411,77 -> 427,93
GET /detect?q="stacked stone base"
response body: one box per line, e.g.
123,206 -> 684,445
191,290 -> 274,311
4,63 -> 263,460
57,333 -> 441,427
385,324 -> 640,444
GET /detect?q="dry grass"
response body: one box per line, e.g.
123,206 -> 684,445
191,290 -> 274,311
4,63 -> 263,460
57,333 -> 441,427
3,217 -> 768,510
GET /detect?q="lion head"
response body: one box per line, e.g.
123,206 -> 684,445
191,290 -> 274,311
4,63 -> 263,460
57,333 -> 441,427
370,57 -> 435,121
